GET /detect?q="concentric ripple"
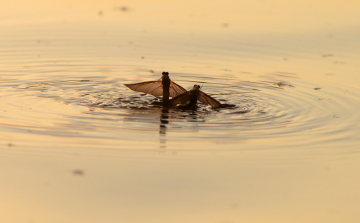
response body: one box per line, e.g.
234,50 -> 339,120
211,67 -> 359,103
1,66 -> 358,152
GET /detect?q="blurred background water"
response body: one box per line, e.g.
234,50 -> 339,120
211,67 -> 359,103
1,0 -> 360,222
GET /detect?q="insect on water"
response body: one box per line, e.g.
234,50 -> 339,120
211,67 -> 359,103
124,72 -> 187,104
167,85 -> 225,109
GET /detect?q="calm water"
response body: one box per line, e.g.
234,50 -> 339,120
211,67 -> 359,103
1,0 -> 360,222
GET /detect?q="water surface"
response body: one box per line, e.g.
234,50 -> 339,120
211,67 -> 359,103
1,0 -> 360,222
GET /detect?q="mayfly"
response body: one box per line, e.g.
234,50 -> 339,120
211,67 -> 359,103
124,72 -> 187,103
167,85 -> 224,109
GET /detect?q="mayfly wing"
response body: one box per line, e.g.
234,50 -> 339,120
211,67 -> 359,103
169,81 -> 187,98
198,91 -> 223,108
124,80 -> 163,96
167,92 -> 191,106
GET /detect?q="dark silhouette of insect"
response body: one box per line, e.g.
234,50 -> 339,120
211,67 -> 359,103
124,72 -> 187,103
167,85 -> 224,109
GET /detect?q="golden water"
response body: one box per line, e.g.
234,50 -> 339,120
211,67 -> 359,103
1,0 -> 360,222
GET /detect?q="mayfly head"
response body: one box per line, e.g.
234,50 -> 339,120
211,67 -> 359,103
192,85 -> 201,90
